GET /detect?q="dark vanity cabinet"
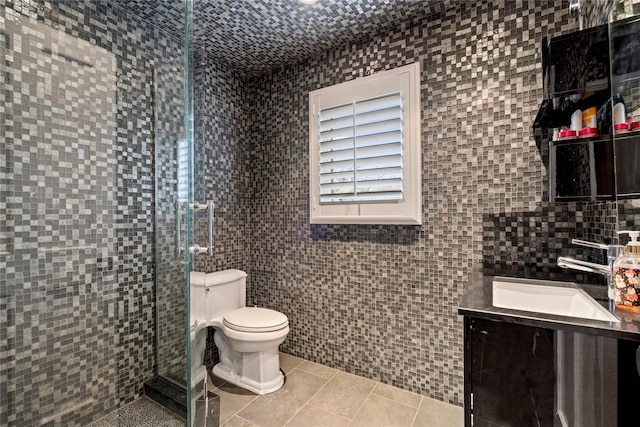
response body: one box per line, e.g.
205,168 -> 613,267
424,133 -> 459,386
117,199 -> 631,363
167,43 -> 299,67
464,317 -> 554,427
463,316 -> 640,427
537,17 -> 640,201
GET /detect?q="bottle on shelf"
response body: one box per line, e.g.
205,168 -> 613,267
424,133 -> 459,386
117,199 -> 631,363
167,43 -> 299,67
582,105 -> 597,129
613,92 -> 626,125
569,94 -> 583,132
613,231 -> 640,313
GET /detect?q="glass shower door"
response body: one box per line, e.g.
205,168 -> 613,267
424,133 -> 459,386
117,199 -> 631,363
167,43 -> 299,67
154,61 -> 191,389
154,0 -> 215,425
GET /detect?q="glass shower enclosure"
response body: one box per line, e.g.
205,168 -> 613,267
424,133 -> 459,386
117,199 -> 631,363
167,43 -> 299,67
154,0 -> 216,425
1,0 -> 208,425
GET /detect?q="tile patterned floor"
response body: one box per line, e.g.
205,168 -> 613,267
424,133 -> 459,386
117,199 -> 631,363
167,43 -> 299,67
87,396 -> 184,427
87,353 -> 464,426
211,353 -> 464,427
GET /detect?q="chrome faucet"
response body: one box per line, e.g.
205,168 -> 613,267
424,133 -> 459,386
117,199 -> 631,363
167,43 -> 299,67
568,0 -> 584,31
557,239 -> 621,278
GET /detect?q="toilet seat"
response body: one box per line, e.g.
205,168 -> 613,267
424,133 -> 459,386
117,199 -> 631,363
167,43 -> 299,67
223,307 -> 288,332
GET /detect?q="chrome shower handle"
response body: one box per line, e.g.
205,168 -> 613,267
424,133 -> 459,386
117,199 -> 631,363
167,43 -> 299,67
176,200 -> 214,257
207,200 -> 214,256
175,200 -> 183,257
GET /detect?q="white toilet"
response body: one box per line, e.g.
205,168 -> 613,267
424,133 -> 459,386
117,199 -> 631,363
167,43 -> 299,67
190,269 -> 289,395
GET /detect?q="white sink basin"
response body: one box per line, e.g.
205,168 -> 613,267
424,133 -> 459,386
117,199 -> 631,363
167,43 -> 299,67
492,278 -> 619,323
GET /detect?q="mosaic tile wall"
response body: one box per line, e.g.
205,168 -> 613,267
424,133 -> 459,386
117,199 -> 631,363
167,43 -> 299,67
153,52 -> 187,385
192,52 -> 250,274
482,201 -> 618,285
190,52 -> 252,366
241,0 -> 621,406
619,200 -> 640,245
0,1 -> 184,425
116,0 -> 454,77
614,0 -> 640,20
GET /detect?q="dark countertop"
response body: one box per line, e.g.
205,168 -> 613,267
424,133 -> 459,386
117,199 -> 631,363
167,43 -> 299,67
459,269 -> 640,341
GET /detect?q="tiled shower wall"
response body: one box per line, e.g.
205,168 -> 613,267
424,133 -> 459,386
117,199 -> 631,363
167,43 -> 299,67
0,1 -> 183,425
192,54 -> 250,274
242,1 -> 618,406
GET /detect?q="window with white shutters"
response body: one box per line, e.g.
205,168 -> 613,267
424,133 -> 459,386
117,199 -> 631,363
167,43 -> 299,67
309,62 -> 421,224
318,93 -> 403,203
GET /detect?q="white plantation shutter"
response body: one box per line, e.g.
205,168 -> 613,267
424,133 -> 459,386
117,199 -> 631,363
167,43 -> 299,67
318,93 -> 404,203
309,62 -> 421,225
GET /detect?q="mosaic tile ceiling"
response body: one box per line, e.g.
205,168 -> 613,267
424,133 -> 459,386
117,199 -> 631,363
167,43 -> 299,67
115,0 -> 452,76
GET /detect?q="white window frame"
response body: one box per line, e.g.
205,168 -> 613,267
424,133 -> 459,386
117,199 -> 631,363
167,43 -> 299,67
309,62 -> 422,225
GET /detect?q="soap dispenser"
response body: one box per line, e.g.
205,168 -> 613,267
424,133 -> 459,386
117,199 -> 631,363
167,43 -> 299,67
613,231 -> 640,312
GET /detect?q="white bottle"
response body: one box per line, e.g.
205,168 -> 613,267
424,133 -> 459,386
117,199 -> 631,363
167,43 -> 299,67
570,108 -> 582,131
569,95 -> 582,131
613,231 -> 640,312
613,93 -> 626,125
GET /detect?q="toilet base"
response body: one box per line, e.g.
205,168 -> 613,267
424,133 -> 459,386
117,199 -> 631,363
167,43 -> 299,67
212,360 -> 284,395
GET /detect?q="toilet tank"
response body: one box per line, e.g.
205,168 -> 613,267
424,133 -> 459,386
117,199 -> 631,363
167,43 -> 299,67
190,269 -> 247,322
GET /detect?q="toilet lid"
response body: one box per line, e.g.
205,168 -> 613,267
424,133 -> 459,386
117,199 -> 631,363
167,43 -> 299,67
223,307 -> 288,332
